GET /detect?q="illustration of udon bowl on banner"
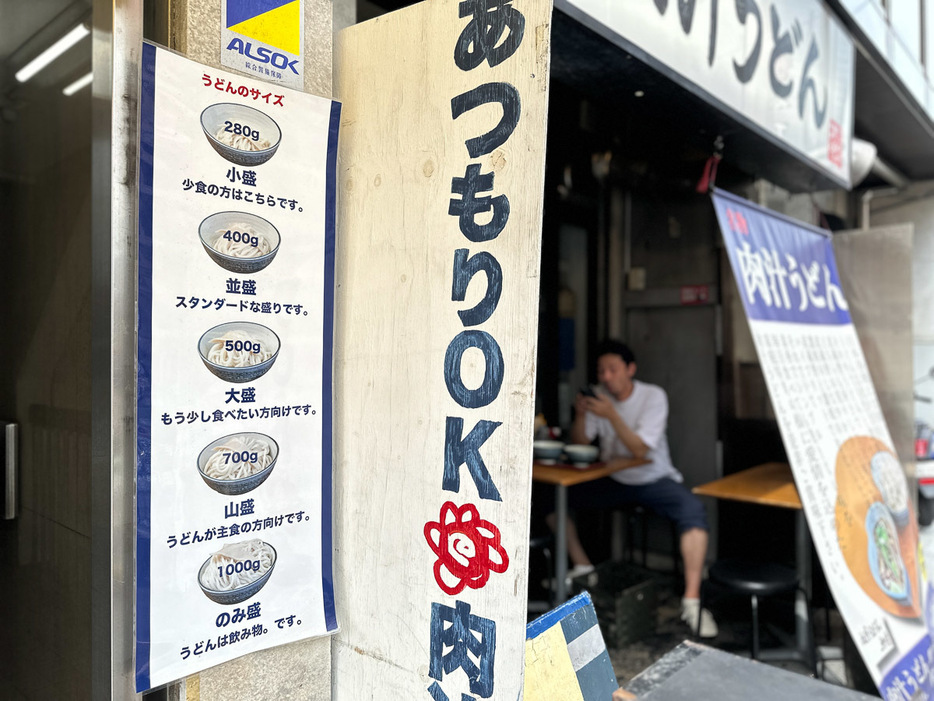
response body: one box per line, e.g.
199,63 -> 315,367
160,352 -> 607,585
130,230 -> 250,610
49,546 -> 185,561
198,211 -> 281,274
871,451 -> 911,527
197,321 -> 280,383
200,102 -> 282,166
198,539 -> 277,605
835,436 -> 922,618
197,432 -> 279,496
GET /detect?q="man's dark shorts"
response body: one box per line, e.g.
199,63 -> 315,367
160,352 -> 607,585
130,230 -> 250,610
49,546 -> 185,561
542,476 -> 708,534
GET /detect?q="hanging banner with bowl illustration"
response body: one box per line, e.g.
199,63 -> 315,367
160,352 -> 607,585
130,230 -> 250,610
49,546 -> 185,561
134,41 -> 340,691
713,188 -> 932,699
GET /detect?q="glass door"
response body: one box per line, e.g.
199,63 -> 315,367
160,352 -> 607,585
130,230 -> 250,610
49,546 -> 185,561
0,2 -> 93,698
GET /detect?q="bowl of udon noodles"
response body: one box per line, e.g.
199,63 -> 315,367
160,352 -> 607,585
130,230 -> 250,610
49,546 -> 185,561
197,321 -> 281,383
198,539 -> 277,605
198,211 -> 281,274
200,103 -> 282,166
197,432 -> 279,495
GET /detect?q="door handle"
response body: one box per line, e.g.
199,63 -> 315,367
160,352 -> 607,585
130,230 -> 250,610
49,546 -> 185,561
4,423 -> 16,520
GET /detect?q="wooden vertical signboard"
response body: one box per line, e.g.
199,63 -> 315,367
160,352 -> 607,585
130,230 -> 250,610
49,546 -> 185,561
333,2 -> 551,699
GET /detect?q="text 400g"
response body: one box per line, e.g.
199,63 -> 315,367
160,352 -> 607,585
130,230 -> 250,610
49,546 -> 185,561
223,229 -> 261,248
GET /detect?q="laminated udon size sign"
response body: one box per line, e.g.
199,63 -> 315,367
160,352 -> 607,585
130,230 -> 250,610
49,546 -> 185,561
135,41 -> 339,691
714,189 -> 934,700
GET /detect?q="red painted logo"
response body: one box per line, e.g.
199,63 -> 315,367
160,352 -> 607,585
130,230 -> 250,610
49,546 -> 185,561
424,502 -> 509,595
828,119 -> 843,169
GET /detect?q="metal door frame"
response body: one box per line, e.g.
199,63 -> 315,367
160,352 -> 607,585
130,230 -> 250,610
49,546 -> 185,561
91,0 -> 143,698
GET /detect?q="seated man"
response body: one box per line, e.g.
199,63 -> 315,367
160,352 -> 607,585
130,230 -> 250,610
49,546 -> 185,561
546,339 -> 717,638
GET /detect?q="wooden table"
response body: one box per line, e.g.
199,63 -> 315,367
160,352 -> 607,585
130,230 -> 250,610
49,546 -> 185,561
533,457 -> 649,602
692,463 -> 811,663
692,462 -> 801,509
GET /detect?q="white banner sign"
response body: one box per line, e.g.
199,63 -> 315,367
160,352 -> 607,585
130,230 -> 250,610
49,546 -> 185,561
135,42 -> 339,691
715,190 -> 933,699
563,0 -> 855,187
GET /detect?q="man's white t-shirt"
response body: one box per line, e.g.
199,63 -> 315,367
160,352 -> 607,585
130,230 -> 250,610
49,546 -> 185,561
584,380 -> 682,486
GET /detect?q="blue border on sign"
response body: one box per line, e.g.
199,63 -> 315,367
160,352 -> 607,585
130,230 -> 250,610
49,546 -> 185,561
526,591 -> 593,639
135,41 -> 157,693
321,99 -> 341,631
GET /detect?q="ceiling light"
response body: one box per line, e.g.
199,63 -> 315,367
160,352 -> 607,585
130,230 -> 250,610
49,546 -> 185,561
634,90 -> 645,98
62,72 -> 93,96
15,24 -> 90,83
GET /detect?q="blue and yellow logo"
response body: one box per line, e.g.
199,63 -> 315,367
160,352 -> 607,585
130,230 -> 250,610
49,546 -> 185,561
226,0 -> 300,56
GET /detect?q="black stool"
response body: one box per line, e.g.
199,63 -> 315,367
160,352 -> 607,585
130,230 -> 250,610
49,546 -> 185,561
528,533 -> 555,611
700,560 -> 816,672
623,505 -> 680,576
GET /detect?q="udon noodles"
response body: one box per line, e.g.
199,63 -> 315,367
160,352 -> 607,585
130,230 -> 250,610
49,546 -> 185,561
203,435 -> 273,480
214,127 -> 271,151
212,225 -> 272,258
206,330 -> 274,367
200,539 -> 274,591
871,451 -> 909,517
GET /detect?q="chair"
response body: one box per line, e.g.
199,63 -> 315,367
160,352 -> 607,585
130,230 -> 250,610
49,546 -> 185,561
699,559 -> 817,673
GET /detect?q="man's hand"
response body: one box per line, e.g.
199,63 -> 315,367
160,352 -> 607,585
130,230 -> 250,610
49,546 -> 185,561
583,393 -> 615,419
571,393 -> 593,445
612,688 -> 637,700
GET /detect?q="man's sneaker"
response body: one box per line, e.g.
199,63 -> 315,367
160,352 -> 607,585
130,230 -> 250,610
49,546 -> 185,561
542,563 -> 597,591
566,563 -> 596,587
681,597 -> 718,638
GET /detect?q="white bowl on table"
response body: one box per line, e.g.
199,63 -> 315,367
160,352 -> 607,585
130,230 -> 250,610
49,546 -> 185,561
564,444 -> 599,467
533,440 -> 565,464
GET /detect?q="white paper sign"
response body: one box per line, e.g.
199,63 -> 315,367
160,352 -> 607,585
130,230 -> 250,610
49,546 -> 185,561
135,42 -> 339,691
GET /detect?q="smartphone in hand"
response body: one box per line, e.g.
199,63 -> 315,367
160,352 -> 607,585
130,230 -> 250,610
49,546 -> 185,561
579,386 -> 597,398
